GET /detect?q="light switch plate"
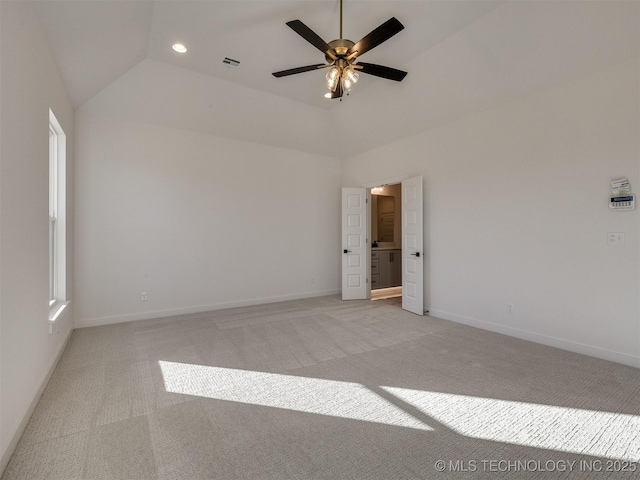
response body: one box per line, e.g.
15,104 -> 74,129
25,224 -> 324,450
607,232 -> 625,245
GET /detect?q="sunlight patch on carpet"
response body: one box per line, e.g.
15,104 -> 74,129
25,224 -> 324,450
159,361 -> 432,431
381,386 -> 640,462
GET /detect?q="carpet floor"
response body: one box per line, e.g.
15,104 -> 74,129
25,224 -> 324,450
2,295 -> 639,479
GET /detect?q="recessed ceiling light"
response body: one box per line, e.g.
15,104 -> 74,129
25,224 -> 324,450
172,43 -> 187,54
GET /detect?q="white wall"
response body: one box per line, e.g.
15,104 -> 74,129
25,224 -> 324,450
74,98 -> 341,327
76,59 -> 340,158
343,59 -> 640,367
0,1 -> 74,473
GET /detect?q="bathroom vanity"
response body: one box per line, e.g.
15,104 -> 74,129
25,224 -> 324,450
371,248 -> 402,289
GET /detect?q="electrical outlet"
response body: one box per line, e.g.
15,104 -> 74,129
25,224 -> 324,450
141,292 -> 148,301
506,303 -> 514,314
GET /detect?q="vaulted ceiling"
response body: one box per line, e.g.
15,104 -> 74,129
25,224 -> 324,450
34,0 -> 639,157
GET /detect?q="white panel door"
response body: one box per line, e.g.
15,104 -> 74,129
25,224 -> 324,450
402,176 -> 424,315
342,188 -> 368,300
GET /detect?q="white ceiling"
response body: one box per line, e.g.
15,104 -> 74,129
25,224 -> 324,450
35,0 -> 504,108
34,0 -> 639,157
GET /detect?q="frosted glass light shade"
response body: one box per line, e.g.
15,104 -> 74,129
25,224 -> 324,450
326,66 -> 340,91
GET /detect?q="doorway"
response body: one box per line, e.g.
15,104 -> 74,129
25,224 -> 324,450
370,184 -> 402,302
341,175 -> 424,315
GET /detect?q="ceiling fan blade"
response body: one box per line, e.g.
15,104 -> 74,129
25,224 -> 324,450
356,62 -> 407,82
286,20 -> 337,59
273,64 -> 327,78
347,17 -> 404,59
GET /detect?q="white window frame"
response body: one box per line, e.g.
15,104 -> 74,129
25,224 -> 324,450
49,109 -> 68,325
49,125 -> 57,306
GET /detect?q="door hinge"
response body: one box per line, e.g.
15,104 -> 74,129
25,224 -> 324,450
366,198 -> 368,203
366,278 -> 369,283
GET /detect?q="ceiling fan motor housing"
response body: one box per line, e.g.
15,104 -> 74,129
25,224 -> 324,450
326,39 -> 355,62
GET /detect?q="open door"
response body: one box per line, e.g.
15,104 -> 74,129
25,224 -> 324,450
342,188 -> 368,300
402,176 -> 424,315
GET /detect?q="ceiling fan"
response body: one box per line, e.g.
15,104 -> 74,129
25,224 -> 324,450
272,0 -> 408,99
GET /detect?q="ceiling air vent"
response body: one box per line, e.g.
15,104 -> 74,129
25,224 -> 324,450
222,57 -> 240,68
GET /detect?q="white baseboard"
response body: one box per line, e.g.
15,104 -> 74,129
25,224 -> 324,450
429,309 -> 640,369
0,328 -> 73,476
75,289 -> 341,329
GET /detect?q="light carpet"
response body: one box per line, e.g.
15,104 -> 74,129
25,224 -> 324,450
2,295 -> 639,479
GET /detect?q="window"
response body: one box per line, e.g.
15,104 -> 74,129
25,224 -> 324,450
49,125 -> 57,304
49,109 -> 67,323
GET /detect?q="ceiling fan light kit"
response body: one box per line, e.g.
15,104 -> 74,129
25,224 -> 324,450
272,0 -> 408,100
341,66 -> 359,91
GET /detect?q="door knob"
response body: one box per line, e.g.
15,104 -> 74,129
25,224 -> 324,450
410,252 -> 421,257
343,249 -> 351,254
